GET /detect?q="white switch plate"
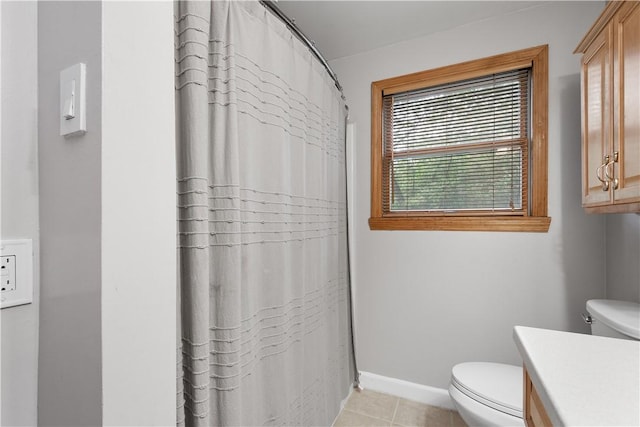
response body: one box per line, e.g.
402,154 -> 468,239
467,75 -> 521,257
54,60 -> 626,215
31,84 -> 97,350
59,63 -> 86,137
1,239 -> 33,309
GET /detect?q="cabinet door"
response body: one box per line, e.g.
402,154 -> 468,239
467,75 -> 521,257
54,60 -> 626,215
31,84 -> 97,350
613,2 -> 640,205
524,368 -> 553,427
581,27 -> 612,207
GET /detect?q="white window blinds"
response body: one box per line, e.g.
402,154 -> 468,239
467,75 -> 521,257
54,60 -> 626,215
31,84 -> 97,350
382,68 -> 530,214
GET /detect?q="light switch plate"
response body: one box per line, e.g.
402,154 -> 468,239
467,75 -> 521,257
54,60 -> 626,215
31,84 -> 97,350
1,239 -> 33,309
59,63 -> 86,137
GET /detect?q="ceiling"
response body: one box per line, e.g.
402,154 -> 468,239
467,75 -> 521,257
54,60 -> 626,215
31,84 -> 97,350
276,1 -> 546,61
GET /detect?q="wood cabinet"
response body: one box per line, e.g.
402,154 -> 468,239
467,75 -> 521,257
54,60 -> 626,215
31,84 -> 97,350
523,367 -> 552,427
576,1 -> 640,213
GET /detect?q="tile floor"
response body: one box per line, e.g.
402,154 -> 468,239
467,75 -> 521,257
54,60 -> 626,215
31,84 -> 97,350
333,389 -> 468,427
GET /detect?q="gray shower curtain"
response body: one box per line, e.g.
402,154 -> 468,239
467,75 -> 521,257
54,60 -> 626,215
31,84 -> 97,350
175,1 -> 351,425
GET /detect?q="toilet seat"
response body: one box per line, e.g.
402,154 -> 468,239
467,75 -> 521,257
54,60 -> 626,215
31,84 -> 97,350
449,384 -> 523,427
451,362 -> 523,418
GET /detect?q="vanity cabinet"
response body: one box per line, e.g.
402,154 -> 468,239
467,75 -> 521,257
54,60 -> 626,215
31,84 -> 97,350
515,326 -> 640,426
523,368 -> 552,427
575,1 -> 640,213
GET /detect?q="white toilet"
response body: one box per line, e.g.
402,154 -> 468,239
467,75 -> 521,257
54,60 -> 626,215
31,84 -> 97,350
448,299 -> 640,427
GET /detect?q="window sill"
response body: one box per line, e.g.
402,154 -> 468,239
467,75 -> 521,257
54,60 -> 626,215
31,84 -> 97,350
368,216 -> 551,232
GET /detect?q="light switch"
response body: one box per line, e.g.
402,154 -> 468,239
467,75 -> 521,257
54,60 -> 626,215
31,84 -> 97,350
60,63 -> 86,137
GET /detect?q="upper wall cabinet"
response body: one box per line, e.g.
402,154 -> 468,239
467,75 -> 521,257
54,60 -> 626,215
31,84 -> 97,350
575,1 -> 640,213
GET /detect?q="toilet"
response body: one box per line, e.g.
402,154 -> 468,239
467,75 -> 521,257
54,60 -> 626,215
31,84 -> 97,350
449,362 -> 523,426
448,299 -> 640,427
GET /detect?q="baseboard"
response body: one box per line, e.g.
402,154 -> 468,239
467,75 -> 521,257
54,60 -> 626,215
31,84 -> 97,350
340,384 -> 353,410
331,383 -> 355,426
358,371 -> 455,410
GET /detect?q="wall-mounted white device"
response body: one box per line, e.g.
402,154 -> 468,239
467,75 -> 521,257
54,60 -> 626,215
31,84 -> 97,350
1,239 -> 34,309
59,63 -> 86,137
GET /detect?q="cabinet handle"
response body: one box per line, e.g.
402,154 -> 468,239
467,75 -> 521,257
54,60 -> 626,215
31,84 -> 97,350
604,151 -> 619,190
596,154 -> 610,191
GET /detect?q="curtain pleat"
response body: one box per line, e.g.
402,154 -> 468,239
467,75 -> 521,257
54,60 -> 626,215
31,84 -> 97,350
175,1 -> 351,425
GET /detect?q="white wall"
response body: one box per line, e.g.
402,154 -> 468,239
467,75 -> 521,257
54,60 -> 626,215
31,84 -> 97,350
101,2 -> 176,424
606,214 -> 640,303
331,1 -> 607,389
0,2 -> 39,425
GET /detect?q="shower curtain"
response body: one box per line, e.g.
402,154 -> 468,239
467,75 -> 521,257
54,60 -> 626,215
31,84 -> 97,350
175,1 -> 352,425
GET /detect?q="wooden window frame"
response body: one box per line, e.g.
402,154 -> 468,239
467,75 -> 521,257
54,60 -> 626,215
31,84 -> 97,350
369,45 -> 551,232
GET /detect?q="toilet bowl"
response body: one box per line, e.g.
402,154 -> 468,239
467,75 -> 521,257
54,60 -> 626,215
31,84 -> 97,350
449,299 -> 640,427
448,362 -> 523,427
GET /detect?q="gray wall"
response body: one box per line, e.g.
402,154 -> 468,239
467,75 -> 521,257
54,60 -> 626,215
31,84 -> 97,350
331,1 -> 608,389
37,2 -> 176,424
606,214 -> 640,302
1,2 -> 39,425
37,2 -> 102,425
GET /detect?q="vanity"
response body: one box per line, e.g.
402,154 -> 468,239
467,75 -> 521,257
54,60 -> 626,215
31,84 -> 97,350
513,326 -> 640,426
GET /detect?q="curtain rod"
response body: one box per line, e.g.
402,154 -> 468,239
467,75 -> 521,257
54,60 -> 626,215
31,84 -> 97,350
259,0 -> 348,106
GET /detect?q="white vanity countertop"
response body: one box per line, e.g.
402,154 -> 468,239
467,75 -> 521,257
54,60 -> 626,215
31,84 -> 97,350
513,326 -> 640,427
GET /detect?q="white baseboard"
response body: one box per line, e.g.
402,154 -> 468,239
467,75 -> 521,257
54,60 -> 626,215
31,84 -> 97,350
340,384 -> 353,409
331,384 -> 356,426
358,371 -> 455,410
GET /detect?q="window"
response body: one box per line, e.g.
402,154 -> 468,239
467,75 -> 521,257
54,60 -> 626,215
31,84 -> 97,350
370,45 -> 550,232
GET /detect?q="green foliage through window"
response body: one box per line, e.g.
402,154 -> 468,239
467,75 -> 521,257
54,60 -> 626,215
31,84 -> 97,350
383,68 -> 529,213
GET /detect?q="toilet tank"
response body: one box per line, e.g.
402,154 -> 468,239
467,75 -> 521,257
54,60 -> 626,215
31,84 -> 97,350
585,299 -> 640,341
